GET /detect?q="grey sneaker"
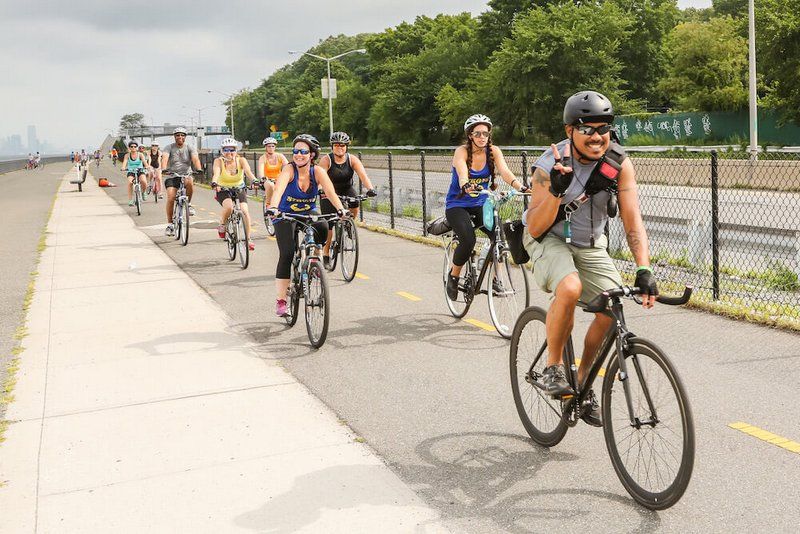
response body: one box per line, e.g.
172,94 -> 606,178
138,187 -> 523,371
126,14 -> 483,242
580,389 -> 602,427
188,205 -> 196,216
165,223 -> 175,236
446,274 -> 459,300
542,364 -> 572,397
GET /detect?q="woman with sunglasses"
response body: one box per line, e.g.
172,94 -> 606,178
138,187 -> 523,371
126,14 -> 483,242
257,136 -> 289,207
318,131 -> 376,267
266,134 -> 347,317
444,114 -> 529,301
121,140 -> 149,206
148,141 -> 163,199
210,138 -> 258,250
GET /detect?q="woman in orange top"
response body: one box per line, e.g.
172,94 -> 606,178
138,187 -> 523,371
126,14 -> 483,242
257,136 -> 289,206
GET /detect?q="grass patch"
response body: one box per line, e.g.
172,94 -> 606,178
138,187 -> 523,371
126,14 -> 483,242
401,204 -> 423,219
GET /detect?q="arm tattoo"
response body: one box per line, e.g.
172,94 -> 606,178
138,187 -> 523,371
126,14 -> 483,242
534,168 -> 550,186
626,228 -> 643,251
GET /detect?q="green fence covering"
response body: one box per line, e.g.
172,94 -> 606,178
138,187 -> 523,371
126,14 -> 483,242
614,110 -> 800,145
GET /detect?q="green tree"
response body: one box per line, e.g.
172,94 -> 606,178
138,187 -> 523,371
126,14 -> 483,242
658,16 -> 748,111
611,0 -> 680,107
712,0 -> 747,17
119,113 -> 145,132
758,0 -> 800,124
477,0 -> 544,56
450,1 -> 635,142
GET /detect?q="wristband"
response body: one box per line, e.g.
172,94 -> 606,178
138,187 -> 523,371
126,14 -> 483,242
636,265 -> 653,273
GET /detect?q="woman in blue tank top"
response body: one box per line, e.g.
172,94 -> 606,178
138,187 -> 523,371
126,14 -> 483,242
266,134 -> 347,317
121,140 -> 150,207
444,114 -> 530,301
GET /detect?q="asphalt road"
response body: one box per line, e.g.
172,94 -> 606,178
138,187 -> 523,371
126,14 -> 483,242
0,163 -> 65,419
94,158 -> 800,532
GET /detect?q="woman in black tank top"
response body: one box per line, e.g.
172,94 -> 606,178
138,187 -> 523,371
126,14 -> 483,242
319,132 -> 377,264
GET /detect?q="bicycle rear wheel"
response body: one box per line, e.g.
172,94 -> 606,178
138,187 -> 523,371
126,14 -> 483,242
236,215 -> 249,269
602,337 -> 695,510
179,201 -> 189,246
339,219 -> 359,282
443,238 -> 474,318
487,251 -> 530,339
304,260 -> 330,348
509,306 -> 568,447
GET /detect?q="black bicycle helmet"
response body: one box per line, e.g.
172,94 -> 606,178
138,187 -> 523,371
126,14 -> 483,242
563,91 -> 614,125
292,134 -> 320,158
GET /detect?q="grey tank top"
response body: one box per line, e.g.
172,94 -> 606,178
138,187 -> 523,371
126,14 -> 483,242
533,139 -> 611,248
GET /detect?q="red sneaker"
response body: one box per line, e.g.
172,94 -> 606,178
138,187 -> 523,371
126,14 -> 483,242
217,224 -> 225,238
248,241 -> 255,251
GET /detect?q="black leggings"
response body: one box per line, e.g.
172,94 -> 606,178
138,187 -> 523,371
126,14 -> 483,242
274,218 -> 329,279
445,206 -> 490,267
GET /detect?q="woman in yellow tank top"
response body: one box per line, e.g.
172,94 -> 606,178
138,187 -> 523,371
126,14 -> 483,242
257,136 -> 289,207
211,138 -> 258,250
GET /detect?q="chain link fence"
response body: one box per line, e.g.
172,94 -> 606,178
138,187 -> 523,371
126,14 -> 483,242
205,146 -> 800,328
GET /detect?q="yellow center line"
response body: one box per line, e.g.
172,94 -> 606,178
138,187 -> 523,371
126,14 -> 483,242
267,236 -> 276,241
574,358 -> 606,378
396,291 -> 421,302
355,272 -> 369,280
729,422 -> 800,454
464,318 -> 494,332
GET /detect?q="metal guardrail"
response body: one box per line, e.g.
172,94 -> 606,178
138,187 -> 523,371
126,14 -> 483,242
0,156 -> 67,175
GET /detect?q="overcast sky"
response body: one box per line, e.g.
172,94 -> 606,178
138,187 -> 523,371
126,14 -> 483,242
0,0 -> 711,152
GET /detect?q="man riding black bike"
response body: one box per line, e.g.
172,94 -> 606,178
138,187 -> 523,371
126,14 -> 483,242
522,90 -> 658,427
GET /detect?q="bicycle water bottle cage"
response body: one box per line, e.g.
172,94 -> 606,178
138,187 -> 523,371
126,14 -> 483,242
482,194 -> 495,231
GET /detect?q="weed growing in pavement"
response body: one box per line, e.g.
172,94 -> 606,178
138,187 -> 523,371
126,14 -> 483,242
401,204 -> 423,219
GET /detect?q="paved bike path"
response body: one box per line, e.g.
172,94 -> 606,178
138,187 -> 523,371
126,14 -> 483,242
0,169 -> 449,532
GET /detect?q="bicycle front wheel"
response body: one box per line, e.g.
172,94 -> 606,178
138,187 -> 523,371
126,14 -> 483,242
180,201 -> 190,246
304,260 -> 330,348
284,260 -> 300,327
487,251 -> 530,339
226,219 -> 236,261
325,225 -> 338,272
602,337 -> 695,510
134,186 -> 141,216
340,219 -> 359,282
236,215 -> 249,269
509,306 -> 568,447
443,238 -> 474,318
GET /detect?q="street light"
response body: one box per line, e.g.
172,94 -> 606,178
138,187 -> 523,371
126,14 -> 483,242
182,105 -> 216,149
207,89 -> 239,138
288,48 -> 367,141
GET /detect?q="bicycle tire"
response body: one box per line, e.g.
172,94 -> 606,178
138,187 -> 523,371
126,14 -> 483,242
237,215 -> 249,269
262,194 -> 275,236
509,306 -> 568,447
180,200 -> 189,246
284,260 -> 300,327
173,201 -> 181,241
602,337 -> 695,510
443,238 -> 473,318
340,219 -> 359,282
134,185 -> 141,216
325,224 -> 338,272
226,219 -> 236,261
304,260 -> 330,348
487,251 -> 530,339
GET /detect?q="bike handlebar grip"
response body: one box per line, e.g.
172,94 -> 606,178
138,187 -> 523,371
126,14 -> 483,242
656,286 -> 693,306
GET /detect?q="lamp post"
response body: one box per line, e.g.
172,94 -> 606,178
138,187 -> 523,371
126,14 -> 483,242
288,48 -> 366,141
207,89 -> 239,138
747,0 -> 757,159
182,105 -> 215,149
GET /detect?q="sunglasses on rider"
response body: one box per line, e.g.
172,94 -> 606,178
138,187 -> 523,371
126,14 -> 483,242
470,130 -> 490,138
575,124 -> 613,136
222,147 -> 236,153
332,143 -> 347,148
174,133 -> 187,138
292,148 -> 310,155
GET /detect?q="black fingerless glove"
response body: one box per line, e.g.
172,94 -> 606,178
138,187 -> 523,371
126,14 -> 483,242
336,208 -> 348,218
549,166 -> 573,198
634,267 -> 659,297
366,189 -> 377,198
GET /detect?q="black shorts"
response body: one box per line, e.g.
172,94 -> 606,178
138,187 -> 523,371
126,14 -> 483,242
215,187 -> 247,205
320,186 -> 358,215
127,170 -> 146,177
164,176 -> 188,189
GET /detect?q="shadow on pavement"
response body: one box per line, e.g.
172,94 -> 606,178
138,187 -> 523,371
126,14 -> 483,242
126,330 -> 249,356
391,431 -> 660,534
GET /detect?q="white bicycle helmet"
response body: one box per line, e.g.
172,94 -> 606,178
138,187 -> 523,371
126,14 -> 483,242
263,137 -> 278,146
173,126 -> 188,135
220,137 -> 238,149
463,114 -> 492,132
150,141 -> 159,147
330,131 -> 351,145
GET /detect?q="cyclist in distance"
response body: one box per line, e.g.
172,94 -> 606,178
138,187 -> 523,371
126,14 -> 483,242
522,90 -> 658,426
445,114 -> 530,301
161,126 -> 202,236
210,137 -> 258,251
256,136 -> 289,208
318,131 -> 377,267
111,147 -> 118,167
266,134 -> 347,317
34,152 -> 41,168
148,141 -> 163,199
70,151 -> 75,163
120,140 -> 149,206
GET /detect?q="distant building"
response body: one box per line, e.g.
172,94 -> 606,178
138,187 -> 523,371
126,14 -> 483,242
27,125 -> 39,152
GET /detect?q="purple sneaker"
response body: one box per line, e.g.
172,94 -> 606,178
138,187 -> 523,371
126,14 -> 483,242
276,299 -> 288,317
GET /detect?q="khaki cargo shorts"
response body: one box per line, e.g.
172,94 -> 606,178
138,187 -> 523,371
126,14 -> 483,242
523,232 -> 622,305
